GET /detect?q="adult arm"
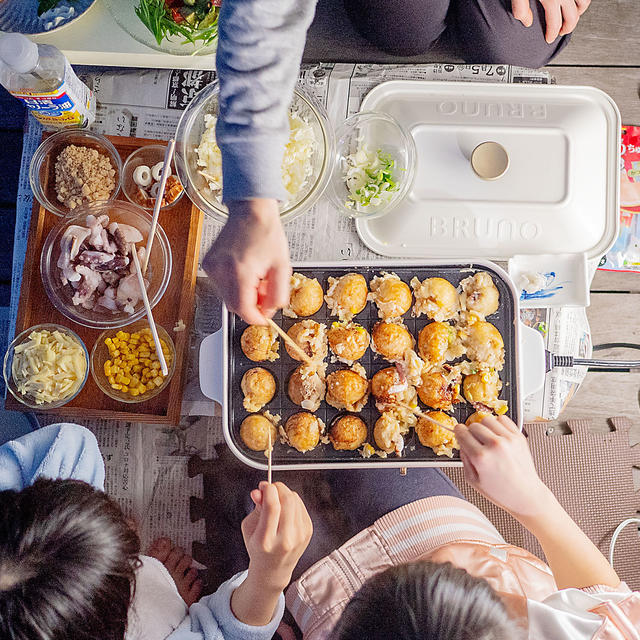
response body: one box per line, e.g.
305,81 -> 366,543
204,0 -> 318,324
455,416 -> 620,590
0,423 -> 105,492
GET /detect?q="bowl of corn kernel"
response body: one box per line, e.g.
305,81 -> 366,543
90,322 -> 176,403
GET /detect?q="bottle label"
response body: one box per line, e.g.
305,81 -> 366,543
10,59 -> 95,128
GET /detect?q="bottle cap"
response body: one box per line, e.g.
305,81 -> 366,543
0,33 -> 39,74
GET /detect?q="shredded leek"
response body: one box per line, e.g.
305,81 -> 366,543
344,146 -> 400,209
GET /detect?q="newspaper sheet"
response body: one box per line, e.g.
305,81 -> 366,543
12,62 -> 590,548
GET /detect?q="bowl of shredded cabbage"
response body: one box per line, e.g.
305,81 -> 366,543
3,324 -> 89,409
328,111 -> 416,220
175,82 -> 334,224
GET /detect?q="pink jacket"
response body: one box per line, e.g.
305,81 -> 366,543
285,496 -> 640,640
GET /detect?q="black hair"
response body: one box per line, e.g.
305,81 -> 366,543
0,478 -> 140,640
331,561 -> 525,640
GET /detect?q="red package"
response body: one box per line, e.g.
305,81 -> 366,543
621,125 -> 640,215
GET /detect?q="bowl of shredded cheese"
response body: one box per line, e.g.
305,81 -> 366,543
327,111 -> 416,220
3,324 -> 89,409
175,82 -> 334,224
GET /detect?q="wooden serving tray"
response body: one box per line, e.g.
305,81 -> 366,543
6,135 -> 204,424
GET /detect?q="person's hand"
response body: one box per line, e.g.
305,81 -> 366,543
455,415 -> 553,519
231,481 -> 312,627
202,199 -> 291,324
511,0 -> 590,43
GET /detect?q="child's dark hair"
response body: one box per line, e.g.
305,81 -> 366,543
331,561 -> 525,640
0,478 -> 140,640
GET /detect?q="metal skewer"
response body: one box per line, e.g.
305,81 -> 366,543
131,244 -> 168,376
264,317 -> 315,368
143,138 -> 176,275
267,427 -> 273,484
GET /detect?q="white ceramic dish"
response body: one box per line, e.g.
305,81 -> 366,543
199,259 -> 545,471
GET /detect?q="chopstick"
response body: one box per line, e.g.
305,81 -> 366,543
130,244 -> 169,376
142,138 -> 176,275
264,317 -> 315,368
267,427 -> 273,484
391,400 -> 457,433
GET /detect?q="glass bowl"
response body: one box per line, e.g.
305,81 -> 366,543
102,0 -> 218,56
29,129 -> 122,218
175,82 -> 334,225
0,0 -> 97,35
3,323 -> 89,409
90,321 -> 176,403
122,145 -> 184,211
40,201 -> 172,330
327,111 -> 416,220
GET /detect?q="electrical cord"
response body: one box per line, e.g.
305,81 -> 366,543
609,518 -> 640,568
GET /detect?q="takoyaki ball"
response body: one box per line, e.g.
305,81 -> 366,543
459,272 -> 499,318
329,414 -> 368,451
416,411 -> 458,457
374,412 -> 407,455
369,273 -> 413,320
241,367 -> 276,412
464,321 -> 505,371
417,369 -> 459,411
240,414 -> 278,452
327,322 -> 370,363
285,320 -> 328,361
284,412 -> 323,453
465,410 -> 492,426
417,322 -> 463,365
326,367 -> 369,412
371,321 -> 414,362
410,277 -> 459,321
241,325 -> 279,362
284,273 -> 324,318
288,365 -> 326,412
325,273 -> 368,321
462,370 -> 502,405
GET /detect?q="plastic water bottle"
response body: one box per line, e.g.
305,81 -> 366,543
0,33 -> 95,129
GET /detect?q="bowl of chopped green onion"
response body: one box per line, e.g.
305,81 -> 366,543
328,111 -> 416,220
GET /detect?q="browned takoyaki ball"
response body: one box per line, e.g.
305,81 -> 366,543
460,272 -> 499,318
373,412 -> 407,455
369,273 -> 412,320
415,411 -> 458,456
371,367 -> 405,401
284,412 -> 322,453
285,320 -> 327,361
463,370 -> 502,405
327,322 -> 370,363
329,414 -> 368,451
371,321 -> 414,362
465,410 -> 492,426
411,277 -> 459,321
241,367 -> 276,412
288,365 -> 326,412
285,273 -> 324,317
464,321 -> 505,371
325,273 -> 368,321
417,321 -> 461,365
417,369 -> 459,411
240,414 -> 278,452
325,368 -> 368,412
241,325 -> 279,362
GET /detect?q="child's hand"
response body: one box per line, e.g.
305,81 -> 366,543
455,415 -> 553,519
242,481 -> 313,592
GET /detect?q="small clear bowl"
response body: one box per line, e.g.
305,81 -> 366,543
122,145 -> 184,211
40,201 -> 172,330
3,323 -> 89,409
175,81 -> 334,224
327,112 -> 416,220
90,321 -> 176,403
29,129 -> 122,217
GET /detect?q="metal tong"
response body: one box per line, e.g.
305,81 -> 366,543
545,343 -> 640,373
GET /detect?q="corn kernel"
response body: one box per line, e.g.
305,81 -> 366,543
129,388 -> 139,397
103,362 -> 112,377
138,384 -> 147,394
132,365 -> 143,373
153,376 -> 164,387
108,375 -> 116,385
120,385 -> 129,393
111,383 -> 122,391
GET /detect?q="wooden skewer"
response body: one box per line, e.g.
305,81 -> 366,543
131,244 -> 169,376
267,428 -> 273,484
143,138 -> 176,275
392,400 -> 457,433
264,317 -> 315,368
